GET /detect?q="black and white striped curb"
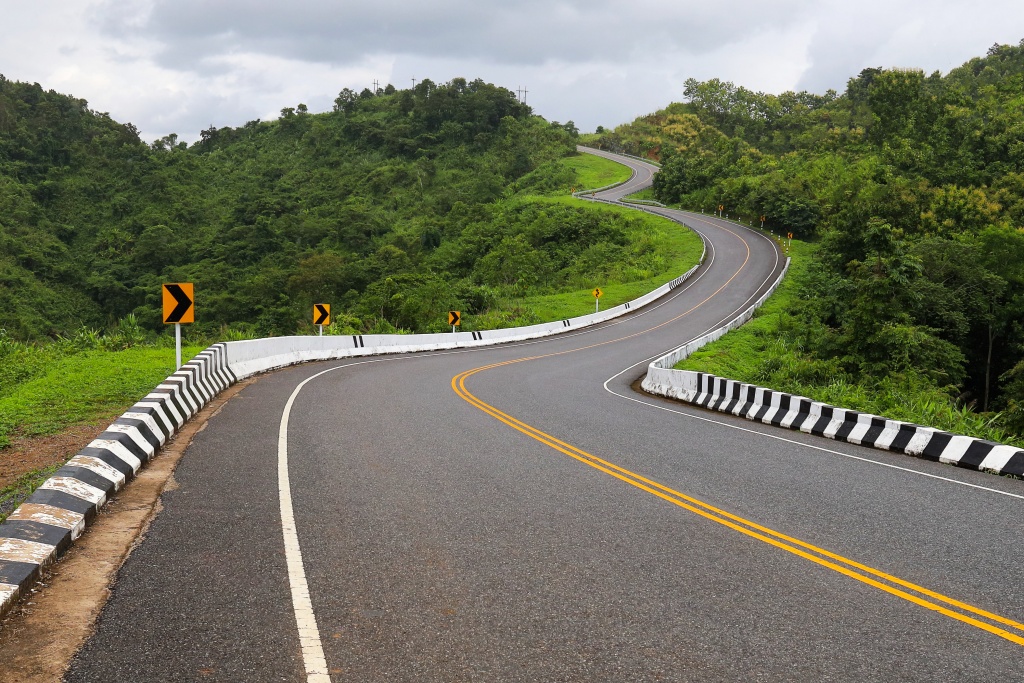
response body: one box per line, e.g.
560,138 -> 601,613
640,251 -> 1024,479
650,371 -> 1024,477
0,344 -> 237,615
0,147 -> 693,622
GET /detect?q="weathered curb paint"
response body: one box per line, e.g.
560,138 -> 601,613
640,259 -> 1024,478
0,241 -> 708,622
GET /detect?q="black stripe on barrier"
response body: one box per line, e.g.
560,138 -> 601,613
0,560 -> 42,588
752,392 -> 774,422
127,404 -> 173,440
769,395 -> 792,426
173,368 -> 209,405
625,303 -> 631,310
888,424 -> 919,451
735,385 -> 756,417
1002,452 -> 1024,476
921,432 -> 953,461
790,399 -> 812,429
352,335 -> 365,348
147,390 -> 187,428
958,441 -> 997,469
157,380 -> 197,417
833,413 -> 861,441
77,447 -> 136,478
53,466 -> 116,496
562,320 -> 570,327
96,431 -> 150,464
0,519 -> 72,551
808,406 -> 833,436
861,417 -> 888,447
24,489 -> 98,517
114,418 -> 162,451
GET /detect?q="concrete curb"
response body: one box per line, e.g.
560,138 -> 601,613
0,206 -> 706,620
640,260 -> 1024,479
645,371 -> 1024,477
0,344 -> 237,615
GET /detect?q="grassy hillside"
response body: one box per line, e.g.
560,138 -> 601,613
591,40 -> 1024,439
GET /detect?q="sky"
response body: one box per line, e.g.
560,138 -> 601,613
3,0 -> 1024,143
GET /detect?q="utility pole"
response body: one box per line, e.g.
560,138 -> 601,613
516,86 -> 528,103
411,77 -> 417,89
372,79 -> 380,93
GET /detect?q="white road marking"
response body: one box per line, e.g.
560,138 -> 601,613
279,369 -> 339,682
602,357 -> 1024,502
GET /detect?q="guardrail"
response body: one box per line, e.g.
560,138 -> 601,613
0,210 -> 708,619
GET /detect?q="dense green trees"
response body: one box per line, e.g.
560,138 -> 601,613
590,40 -> 1024,436
0,76 -> 622,340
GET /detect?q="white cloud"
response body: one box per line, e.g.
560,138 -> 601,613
1,1 -> 1022,141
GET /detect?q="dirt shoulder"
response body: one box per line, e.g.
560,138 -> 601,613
0,417 -> 123,492
0,379 -> 252,682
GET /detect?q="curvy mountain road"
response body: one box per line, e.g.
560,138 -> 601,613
65,152 -> 1024,682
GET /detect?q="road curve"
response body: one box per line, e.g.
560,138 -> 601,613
64,152 -> 1024,682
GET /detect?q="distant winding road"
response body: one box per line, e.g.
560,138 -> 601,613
65,150 -> 1024,682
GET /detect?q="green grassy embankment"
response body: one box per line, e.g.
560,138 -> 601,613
506,197 -> 702,322
0,344 -> 202,520
0,346 -> 202,448
0,152 -> 703,516
674,240 -> 1023,447
559,153 -> 632,190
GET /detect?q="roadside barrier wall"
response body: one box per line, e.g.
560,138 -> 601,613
0,240 -> 706,618
640,258 -> 1024,478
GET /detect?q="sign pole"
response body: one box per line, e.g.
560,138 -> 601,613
175,323 -> 182,370
319,324 -> 323,337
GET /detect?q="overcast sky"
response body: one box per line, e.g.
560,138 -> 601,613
3,0 -> 1023,142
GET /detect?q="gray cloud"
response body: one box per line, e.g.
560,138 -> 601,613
5,1 -> 1024,144
796,0 -> 1024,93
95,0 -> 809,73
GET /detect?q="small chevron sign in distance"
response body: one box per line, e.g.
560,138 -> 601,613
162,283 -> 194,324
448,311 -> 461,326
313,303 -> 331,326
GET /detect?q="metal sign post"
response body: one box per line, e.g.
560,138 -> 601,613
163,283 -> 194,371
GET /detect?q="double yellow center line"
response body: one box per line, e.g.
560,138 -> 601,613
453,361 -> 1024,646
450,209 -> 1023,645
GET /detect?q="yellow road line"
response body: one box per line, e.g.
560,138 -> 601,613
452,367 -> 1024,646
449,217 -> 1024,647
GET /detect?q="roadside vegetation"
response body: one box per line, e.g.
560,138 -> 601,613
0,74 -> 704,515
675,242 -> 1023,446
590,40 -> 1024,444
559,153 -> 632,190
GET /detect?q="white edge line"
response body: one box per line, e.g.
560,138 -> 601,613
601,344 -> 1024,503
280,368 -> 338,683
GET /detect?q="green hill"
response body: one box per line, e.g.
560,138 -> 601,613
1,76 -> 694,341
588,40 -> 1024,438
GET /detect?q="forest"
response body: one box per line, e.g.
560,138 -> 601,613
0,76 -> 666,342
586,40 -> 1024,439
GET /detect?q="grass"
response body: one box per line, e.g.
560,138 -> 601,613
0,151 -> 694,519
0,345 -> 203,449
673,240 -> 1024,447
624,188 -> 657,201
479,196 -> 704,324
559,153 -> 632,191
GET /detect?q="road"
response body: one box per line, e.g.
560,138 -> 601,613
64,152 -> 1024,682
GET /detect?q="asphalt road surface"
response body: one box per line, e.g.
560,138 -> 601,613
64,152 -> 1024,682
